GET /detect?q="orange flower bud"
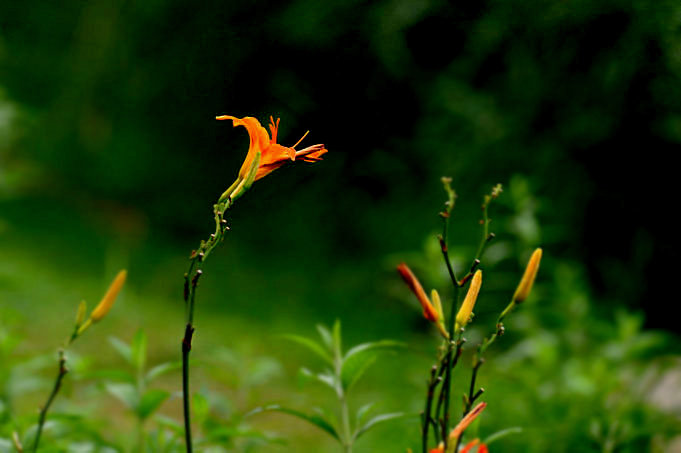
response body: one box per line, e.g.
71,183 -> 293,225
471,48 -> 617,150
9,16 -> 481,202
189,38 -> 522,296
90,270 -> 127,322
397,263 -> 439,323
513,248 -> 542,303
456,270 -> 482,330
448,402 -> 487,442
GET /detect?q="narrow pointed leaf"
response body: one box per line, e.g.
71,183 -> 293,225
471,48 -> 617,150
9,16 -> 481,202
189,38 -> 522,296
299,367 -> 338,391
483,427 -> 523,445
247,405 -> 340,441
108,337 -> 132,364
131,329 -> 147,372
355,402 -> 375,426
316,324 -> 334,351
341,340 -> 404,391
138,389 -> 170,419
146,361 -> 182,382
353,412 -> 406,441
282,335 -> 333,366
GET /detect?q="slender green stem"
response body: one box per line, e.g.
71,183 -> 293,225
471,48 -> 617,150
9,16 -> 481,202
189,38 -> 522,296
340,393 -> 352,453
32,350 -> 67,452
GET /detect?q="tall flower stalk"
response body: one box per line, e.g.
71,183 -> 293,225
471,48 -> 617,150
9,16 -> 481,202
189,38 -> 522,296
181,114 -> 327,452
32,270 -> 126,452
398,179 -> 543,452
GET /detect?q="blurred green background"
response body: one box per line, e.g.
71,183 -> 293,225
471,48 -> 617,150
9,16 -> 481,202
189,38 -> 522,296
2,0 -> 681,451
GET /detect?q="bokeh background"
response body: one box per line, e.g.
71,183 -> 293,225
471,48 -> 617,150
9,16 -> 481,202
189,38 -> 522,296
2,0 -> 681,451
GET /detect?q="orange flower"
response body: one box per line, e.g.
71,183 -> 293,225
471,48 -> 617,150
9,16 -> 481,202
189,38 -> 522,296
397,263 -> 439,323
216,115 -> 327,181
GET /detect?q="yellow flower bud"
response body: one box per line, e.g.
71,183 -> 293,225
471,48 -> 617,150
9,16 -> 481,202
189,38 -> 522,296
455,270 -> 482,330
513,248 -> 542,303
90,270 -> 127,322
75,300 -> 87,326
431,289 -> 444,323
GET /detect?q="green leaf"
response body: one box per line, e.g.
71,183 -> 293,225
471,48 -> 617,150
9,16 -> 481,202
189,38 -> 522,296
332,319 -> 342,358
282,335 -> 333,366
131,329 -> 147,372
316,324 -> 334,351
105,382 -> 139,410
247,404 -> 340,441
353,412 -> 405,441
138,389 -> 170,419
146,361 -> 182,382
192,392 -> 210,424
108,337 -> 132,364
299,367 -> 338,392
155,414 -> 183,435
341,340 -> 404,391
483,427 -> 523,445
355,402 -> 375,427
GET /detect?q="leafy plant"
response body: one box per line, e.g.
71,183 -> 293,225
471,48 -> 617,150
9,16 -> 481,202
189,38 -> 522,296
250,320 -> 405,452
103,329 -> 179,450
397,180 -> 541,452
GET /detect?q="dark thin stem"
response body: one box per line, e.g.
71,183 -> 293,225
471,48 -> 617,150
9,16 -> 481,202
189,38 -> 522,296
440,332 -> 463,448
454,298 -> 515,452
422,365 -> 442,453
439,213 -> 463,448
439,236 -> 459,293
465,360 -> 483,416
181,198 -> 233,453
32,350 -> 68,452
181,324 -> 195,453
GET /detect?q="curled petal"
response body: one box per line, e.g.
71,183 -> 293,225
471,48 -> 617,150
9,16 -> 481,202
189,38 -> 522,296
216,115 -> 271,179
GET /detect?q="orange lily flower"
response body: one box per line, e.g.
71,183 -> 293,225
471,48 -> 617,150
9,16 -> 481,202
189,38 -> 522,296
216,115 -> 327,182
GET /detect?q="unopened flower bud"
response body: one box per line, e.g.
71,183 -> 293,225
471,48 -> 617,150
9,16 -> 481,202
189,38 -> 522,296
513,248 -> 542,303
90,270 -> 127,322
456,270 -> 482,330
397,263 -> 439,323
